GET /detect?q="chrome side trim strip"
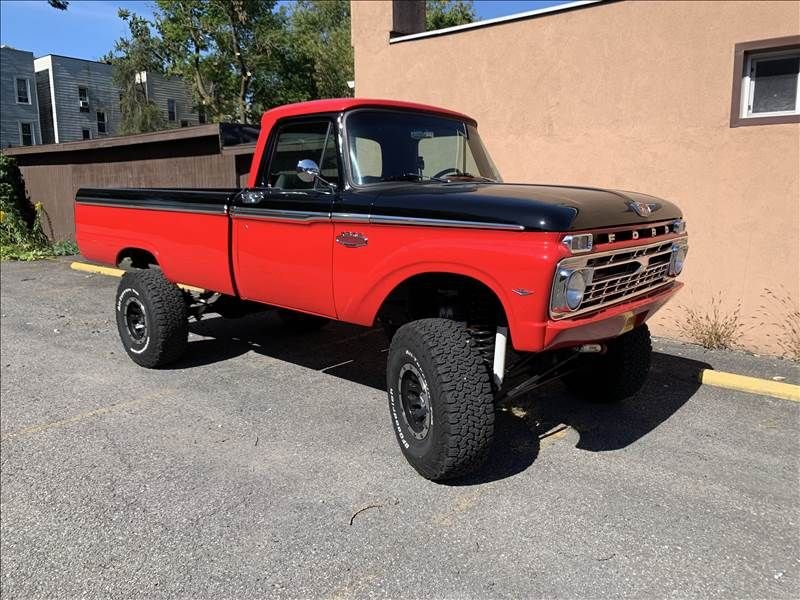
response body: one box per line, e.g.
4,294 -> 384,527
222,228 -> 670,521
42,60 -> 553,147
230,207 -> 330,223
331,212 -> 371,223
75,198 -> 227,215
369,214 -> 525,231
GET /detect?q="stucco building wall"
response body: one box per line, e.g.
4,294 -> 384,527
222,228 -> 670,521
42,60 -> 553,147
351,0 -> 800,355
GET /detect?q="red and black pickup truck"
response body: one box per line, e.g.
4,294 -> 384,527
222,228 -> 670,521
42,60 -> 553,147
76,98 -> 688,480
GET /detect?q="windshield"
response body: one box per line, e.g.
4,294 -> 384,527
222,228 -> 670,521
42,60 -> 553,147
345,110 -> 501,185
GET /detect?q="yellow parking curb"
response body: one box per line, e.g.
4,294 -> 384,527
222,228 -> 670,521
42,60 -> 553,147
699,369 -> 800,402
70,261 -> 205,293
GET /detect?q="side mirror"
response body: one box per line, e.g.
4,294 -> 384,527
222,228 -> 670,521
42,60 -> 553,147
296,159 -> 321,183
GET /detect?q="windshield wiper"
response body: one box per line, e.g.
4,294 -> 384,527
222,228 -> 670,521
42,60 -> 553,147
379,173 -> 449,183
449,171 -> 497,182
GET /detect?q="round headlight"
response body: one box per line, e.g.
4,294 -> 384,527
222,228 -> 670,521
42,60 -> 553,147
565,270 -> 587,310
670,245 -> 687,276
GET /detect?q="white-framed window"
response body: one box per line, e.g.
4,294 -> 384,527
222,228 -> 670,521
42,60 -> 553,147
96,111 -> 107,134
15,77 -> 31,104
82,129 -> 91,140
741,49 -> 800,118
167,98 -> 176,122
19,122 -> 35,146
78,86 -> 89,112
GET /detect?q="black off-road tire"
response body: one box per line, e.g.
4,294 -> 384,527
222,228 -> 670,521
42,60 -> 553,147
387,318 -> 495,481
115,270 -> 188,368
565,324 -> 652,403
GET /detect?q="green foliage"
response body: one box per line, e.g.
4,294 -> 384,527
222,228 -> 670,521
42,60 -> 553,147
426,0 -> 476,30
284,0 -> 354,101
0,155 -> 77,261
105,0 -> 472,127
106,10 -> 168,135
155,0 -> 284,123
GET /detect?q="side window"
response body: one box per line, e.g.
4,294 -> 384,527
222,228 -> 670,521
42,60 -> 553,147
266,121 -> 338,191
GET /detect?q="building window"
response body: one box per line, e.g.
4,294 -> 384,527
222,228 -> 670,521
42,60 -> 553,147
180,119 -> 189,128
745,52 -> 799,116
198,107 -> 206,124
19,122 -> 34,146
16,78 -> 31,104
167,99 -> 176,122
731,36 -> 800,127
78,86 -> 90,112
82,129 -> 91,140
96,111 -> 107,134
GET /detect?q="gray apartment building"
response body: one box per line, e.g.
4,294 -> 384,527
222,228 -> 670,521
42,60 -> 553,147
34,54 -> 120,143
34,54 -> 199,144
0,46 -> 42,149
136,71 -> 203,129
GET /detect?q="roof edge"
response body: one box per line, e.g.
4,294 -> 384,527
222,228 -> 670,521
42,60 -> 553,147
2,124 -> 223,156
389,0 -> 605,44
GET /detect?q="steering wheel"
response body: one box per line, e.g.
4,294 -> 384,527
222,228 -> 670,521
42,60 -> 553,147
432,167 -> 461,179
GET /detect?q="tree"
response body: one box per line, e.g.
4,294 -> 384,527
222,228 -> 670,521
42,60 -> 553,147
102,0 -> 471,130
284,0 -> 353,100
155,0 -> 283,123
426,0 -> 475,30
105,10 -> 167,135
47,0 -> 68,9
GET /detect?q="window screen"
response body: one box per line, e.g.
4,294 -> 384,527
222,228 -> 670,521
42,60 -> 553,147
78,86 -> 89,112
20,123 -> 33,146
751,55 -> 799,114
16,78 -> 29,103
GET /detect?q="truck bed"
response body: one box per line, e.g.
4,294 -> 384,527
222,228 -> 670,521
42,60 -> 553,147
75,188 -> 239,295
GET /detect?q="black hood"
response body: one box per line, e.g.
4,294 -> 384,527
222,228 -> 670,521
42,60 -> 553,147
369,182 -> 682,231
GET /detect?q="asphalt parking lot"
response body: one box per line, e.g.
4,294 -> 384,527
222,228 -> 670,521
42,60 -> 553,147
1,258 -> 798,599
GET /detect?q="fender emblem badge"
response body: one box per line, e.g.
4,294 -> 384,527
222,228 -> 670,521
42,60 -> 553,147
336,232 -> 368,248
512,288 -> 534,296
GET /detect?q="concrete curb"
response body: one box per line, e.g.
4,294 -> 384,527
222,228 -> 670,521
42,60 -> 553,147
70,261 -> 205,293
699,369 -> 800,402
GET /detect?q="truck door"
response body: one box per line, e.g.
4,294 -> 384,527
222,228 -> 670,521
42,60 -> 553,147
231,119 -> 338,317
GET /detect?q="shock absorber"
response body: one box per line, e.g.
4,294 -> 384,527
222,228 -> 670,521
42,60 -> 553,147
467,324 -> 495,365
465,293 -> 496,366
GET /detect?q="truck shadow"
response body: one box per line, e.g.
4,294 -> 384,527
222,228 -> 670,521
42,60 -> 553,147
179,313 -> 709,484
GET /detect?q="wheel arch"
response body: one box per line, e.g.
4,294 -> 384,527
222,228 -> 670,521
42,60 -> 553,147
116,247 -> 159,269
369,265 -> 515,332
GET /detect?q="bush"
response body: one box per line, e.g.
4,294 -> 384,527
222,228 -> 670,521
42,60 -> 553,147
681,294 -> 743,350
0,154 -> 77,261
755,287 -> 800,362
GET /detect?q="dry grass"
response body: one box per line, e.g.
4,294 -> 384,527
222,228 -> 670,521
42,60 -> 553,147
754,287 -> 800,362
681,294 -> 743,350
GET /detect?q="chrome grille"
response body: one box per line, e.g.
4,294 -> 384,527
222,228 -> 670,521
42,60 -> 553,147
550,240 -> 679,319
